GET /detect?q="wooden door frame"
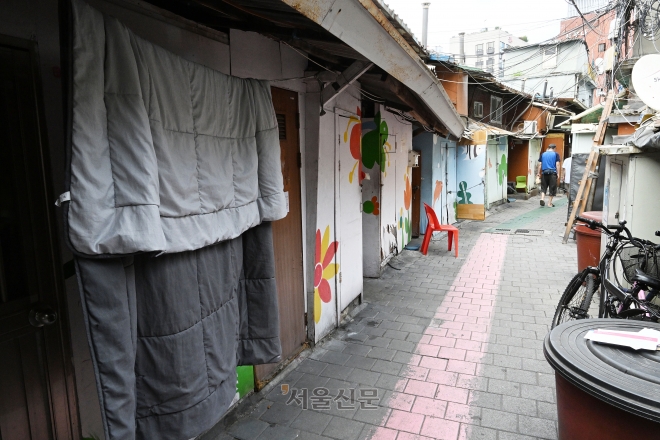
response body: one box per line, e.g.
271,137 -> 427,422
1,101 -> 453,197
0,33 -> 80,439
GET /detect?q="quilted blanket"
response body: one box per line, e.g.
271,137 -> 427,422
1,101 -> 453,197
66,0 -> 286,256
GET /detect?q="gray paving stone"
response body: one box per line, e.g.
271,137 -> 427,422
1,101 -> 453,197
343,355 -> 376,370
351,405 -> 390,425
518,415 -> 557,439
520,384 -> 555,403
479,408 -> 518,432
256,424 -> 300,440
290,409 -> 333,434
320,350 -> 352,366
259,402 -> 302,426
502,395 -> 537,417
348,368 -> 381,386
342,343 -> 372,357
366,347 -> 397,361
460,424 -> 498,440
227,417 -> 269,440
322,416 -> 365,440
298,359 -> 327,375
320,364 -> 355,381
487,379 -> 521,397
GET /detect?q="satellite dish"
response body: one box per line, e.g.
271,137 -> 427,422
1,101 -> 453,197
632,54 -> 660,110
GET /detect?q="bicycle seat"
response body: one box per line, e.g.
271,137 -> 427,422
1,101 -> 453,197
632,269 -> 660,290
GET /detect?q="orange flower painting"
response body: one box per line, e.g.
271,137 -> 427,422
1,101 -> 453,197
343,107 -> 363,184
314,226 -> 339,323
403,173 -> 412,210
433,180 -> 443,207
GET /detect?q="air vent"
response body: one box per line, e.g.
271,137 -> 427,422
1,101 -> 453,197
276,114 -> 286,140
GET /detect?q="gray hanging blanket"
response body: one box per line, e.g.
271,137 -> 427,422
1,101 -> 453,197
64,1 -> 286,439
67,0 -> 285,256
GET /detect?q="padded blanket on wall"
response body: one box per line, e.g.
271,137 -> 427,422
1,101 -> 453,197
67,0 -> 286,256
65,1 -> 285,439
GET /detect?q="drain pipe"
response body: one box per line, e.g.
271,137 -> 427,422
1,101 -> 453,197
458,32 -> 465,64
422,3 -> 430,48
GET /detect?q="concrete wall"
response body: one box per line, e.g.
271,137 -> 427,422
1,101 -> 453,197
0,1 -> 310,437
502,41 -> 594,107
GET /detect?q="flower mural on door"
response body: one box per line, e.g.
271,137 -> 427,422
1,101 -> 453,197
314,226 -> 339,323
343,107 -> 363,184
362,112 -> 390,174
497,153 -> 508,185
363,196 -> 380,215
433,180 -> 443,208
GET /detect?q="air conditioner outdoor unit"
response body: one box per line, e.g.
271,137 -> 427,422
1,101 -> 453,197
523,120 -> 537,134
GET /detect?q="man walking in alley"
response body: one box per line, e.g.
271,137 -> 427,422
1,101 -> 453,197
537,143 -> 561,207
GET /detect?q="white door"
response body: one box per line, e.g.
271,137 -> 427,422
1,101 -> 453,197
336,113 -> 363,312
486,140 -> 500,207
445,143 -> 457,224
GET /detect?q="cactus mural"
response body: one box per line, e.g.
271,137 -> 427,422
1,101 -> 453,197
457,181 -> 473,204
362,112 -> 389,172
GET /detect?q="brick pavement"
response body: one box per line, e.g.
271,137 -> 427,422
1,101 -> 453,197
203,194 -> 578,440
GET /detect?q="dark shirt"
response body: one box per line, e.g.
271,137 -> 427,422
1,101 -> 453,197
538,151 -> 561,173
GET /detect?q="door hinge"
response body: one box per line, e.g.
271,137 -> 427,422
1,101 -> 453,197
338,272 -> 342,283
304,312 -> 308,327
297,151 -> 302,168
338,160 -> 341,171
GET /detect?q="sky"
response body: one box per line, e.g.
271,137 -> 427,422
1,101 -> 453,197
380,0 -> 572,54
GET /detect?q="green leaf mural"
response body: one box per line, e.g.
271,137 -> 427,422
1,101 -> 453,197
497,153 -> 508,186
457,181 -> 473,204
362,112 -> 388,171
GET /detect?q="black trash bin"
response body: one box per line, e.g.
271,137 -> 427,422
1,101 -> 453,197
544,319 -> 660,440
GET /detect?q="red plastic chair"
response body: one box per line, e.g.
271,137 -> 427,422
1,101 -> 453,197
421,203 -> 459,257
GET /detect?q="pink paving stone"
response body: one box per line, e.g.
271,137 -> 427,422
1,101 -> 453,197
440,321 -> 464,330
434,313 -> 456,321
434,384 -> 469,404
426,370 -> 459,386
419,334 -> 432,344
385,392 -> 416,411
405,354 -> 423,366
438,347 -> 466,361
397,432 -> 435,440
405,379 -> 438,398
425,327 -> 447,337
446,359 -> 477,375
446,307 -> 468,316
471,299 -> 492,306
444,402 -> 480,423
464,350 -> 486,364
446,329 -> 471,339
363,426 -> 398,440
429,336 -> 456,348
458,303 -> 480,311
472,287 -> 494,294
454,339 -> 482,352
419,356 -> 448,371
411,396 -> 448,417
385,409 -> 425,434
453,315 -> 478,324
420,416 -> 460,440
463,323 -> 488,333
450,297 -> 471,304
401,366 -> 430,381
467,310 -> 491,318
415,344 -> 440,357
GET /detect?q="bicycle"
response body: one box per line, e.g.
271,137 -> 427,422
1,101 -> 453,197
551,217 -> 660,328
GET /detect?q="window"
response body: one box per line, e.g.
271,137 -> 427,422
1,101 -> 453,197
487,41 -> 495,54
473,101 -> 484,118
486,57 -> 494,73
598,43 -> 606,52
542,46 -> 557,69
476,60 -> 484,68
475,44 -> 483,56
500,41 -> 506,51
490,96 -> 503,123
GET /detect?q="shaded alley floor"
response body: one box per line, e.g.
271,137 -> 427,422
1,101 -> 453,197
203,194 -> 577,440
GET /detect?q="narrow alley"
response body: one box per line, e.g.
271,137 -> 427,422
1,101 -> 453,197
204,195 -> 575,440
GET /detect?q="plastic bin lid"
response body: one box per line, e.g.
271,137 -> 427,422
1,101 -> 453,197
579,211 -> 603,222
544,319 -> 660,422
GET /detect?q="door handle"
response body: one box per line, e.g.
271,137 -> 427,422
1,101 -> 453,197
29,305 -> 58,328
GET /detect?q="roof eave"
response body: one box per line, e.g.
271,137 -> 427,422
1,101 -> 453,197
279,0 -> 465,137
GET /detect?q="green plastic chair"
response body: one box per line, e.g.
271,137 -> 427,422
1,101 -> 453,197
515,176 -> 527,192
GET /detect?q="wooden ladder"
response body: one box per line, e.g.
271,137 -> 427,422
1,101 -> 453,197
561,91 -> 615,244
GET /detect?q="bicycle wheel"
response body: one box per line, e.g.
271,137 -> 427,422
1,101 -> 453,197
551,272 -> 596,329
